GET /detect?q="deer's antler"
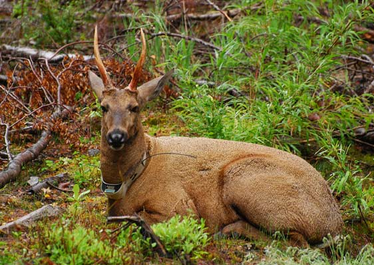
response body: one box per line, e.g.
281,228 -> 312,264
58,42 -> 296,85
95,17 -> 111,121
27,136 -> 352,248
94,25 -> 113,88
128,29 -> 147,91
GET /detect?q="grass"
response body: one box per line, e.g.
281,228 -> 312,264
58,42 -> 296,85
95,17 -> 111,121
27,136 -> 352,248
1,0 -> 374,264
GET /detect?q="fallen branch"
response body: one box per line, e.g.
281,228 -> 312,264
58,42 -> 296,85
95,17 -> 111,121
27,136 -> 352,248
108,214 -> 169,257
341,55 -> 374,66
165,5 -> 263,21
46,179 -> 73,193
1,44 -> 93,63
0,204 -> 64,234
0,107 -> 72,188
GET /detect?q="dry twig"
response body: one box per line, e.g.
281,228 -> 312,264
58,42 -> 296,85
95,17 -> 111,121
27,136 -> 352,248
204,0 -> 232,22
25,58 -> 54,104
0,83 -> 32,115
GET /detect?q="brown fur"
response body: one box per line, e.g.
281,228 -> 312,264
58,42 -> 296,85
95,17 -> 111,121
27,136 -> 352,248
107,136 -> 343,245
88,29 -> 343,246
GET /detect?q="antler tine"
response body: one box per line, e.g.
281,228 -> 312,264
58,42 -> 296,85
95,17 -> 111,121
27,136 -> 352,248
128,29 -> 147,91
94,25 -> 113,88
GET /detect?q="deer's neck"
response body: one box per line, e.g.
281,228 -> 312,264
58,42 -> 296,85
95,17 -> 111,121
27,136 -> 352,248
100,126 -> 147,184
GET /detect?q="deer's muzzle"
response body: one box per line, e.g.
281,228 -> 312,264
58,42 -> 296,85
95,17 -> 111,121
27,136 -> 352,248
107,129 -> 128,150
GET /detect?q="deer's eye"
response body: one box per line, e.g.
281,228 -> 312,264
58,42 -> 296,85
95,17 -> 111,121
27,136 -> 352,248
130,105 -> 140,113
101,105 -> 109,113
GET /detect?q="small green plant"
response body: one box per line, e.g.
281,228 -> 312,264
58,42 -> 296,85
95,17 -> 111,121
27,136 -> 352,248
67,184 -> 90,217
59,153 -> 100,186
73,154 -> 101,185
41,159 -> 59,172
40,153 -> 100,187
151,215 -> 210,260
88,99 -> 103,119
67,184 -> 90,203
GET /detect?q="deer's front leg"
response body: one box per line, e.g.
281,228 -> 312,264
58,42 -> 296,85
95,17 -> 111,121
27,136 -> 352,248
136,208 -> 168,225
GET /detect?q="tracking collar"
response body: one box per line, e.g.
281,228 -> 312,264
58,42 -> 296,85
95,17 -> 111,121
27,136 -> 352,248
101,152 -> 147,200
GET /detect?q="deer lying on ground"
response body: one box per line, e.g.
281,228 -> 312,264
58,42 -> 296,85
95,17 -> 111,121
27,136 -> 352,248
88,27 -> 343,247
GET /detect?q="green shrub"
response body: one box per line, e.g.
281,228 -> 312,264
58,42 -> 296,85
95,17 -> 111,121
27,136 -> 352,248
152,215 -> 210,260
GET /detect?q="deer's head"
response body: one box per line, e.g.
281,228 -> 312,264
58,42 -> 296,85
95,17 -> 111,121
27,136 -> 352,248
88,27 -> 173,151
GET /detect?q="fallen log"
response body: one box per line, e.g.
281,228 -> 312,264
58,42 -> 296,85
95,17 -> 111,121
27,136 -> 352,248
0,107 -> 72,188
0,204 -> 64,234
0,131 -> 51,188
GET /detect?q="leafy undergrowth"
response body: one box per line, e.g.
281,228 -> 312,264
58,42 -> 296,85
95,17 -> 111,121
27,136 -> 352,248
1,0 -> 374,264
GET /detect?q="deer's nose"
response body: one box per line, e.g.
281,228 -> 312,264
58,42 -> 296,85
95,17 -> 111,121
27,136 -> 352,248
107,130 -> 127,147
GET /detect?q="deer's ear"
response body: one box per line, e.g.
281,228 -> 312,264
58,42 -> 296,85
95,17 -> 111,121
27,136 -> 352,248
137,70 -> 173,106
88,70 -> 105,100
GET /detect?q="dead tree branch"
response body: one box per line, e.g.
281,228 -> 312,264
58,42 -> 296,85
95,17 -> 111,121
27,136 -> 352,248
165,5 -> 262,21
108,214 -> 169,257
0,107 -> 72,188
341,55 -> 374,66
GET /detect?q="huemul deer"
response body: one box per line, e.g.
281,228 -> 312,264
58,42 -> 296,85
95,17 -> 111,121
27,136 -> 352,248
88,27 -> 343,247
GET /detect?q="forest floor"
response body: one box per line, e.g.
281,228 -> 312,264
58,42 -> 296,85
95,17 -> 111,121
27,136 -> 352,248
1,0 -> 374,264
